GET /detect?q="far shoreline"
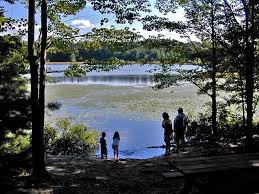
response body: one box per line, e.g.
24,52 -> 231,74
46,61 -> 162,65
47,61 -> 84,65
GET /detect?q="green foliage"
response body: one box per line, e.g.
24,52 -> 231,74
0,130 -> 31,155
186,113 -> 213,144
64,63 -> 89,77
186,103 -> 247,145
89,0 -> 151,24
44,118 -> 98,155
46,102 -> 62,111
47,0 -> 150,53
0,33 -> 30,147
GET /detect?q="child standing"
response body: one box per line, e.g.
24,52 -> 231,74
112,131 -> 120,161
100,132 -> 107,159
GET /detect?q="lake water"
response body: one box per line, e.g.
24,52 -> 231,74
47,64 -> 157,87
46,64 -> 196,159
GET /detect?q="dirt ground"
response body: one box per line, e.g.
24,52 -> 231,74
2,145 -> 259,194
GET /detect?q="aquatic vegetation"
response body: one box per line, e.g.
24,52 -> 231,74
46,84 -> 209,121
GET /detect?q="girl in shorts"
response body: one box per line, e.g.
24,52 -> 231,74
112,131 -> 120,161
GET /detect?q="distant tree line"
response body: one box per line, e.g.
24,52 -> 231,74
46,40 -> 183,63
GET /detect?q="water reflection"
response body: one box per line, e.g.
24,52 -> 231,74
46,64 -> 196,87
50,75 -> 155,86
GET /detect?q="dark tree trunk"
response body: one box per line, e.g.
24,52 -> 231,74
39,0 -> 48,152
243,0 -> 255,144
38,0 -> 48,177
211,0 -> 217,136
28,0 -> 48,178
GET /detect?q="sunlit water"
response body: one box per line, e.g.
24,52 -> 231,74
46,64 -> 191,159
47,64 -> 158,87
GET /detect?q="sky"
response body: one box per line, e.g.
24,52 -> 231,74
1,0 -> 188,41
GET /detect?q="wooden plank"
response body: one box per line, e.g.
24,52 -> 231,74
182,166 -> 238,174
178,162 -> 250,171
173,153 -> 259,167
178,163 -> 220,170
173,152 -> 259,164
178,158 -> 257,168
172,153 -> 259,175
177,160 -> 258,175
177,158 -> 257,167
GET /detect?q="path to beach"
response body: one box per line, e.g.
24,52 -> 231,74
3,146 -> 259,194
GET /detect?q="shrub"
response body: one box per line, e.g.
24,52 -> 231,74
0,130 -> 31,155
186,113 -> 213,144
186,104 -> 246,145
44,118 -> 98,155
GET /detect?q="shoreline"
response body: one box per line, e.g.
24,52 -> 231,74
47,61 -> 84,65
46,61 -> 164,65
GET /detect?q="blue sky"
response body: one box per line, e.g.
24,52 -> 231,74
1,1 -> 188,41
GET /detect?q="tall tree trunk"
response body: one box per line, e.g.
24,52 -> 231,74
38,0 -> 48,177
244,0 -> 255,144
211,1 -> 217,136
28,0 -> 48,178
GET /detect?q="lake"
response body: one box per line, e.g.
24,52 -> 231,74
45,64 -> 206,159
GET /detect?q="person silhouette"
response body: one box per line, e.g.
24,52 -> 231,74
162,112 -> 173,156
112,131 -> 120,161
174,108 -> 189,153
100,132 -> 107,159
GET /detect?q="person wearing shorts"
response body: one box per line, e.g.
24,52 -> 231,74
112,131 -> 120,161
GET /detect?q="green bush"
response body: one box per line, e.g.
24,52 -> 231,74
44,123 -> 59,147
0,130 -> 31,155
44,118 -> 98,155
186,113 -> 213,144
186,103 -> 247,145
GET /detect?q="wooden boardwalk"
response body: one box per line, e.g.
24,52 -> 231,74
174,152 -> 259,174
162,152 -> 259,177
162,152 -> 259,193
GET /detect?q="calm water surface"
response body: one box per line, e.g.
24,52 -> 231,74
46,64 -> 184,158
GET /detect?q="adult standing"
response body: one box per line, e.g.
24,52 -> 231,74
174,108 -> 189,153
162,112 -> 173,156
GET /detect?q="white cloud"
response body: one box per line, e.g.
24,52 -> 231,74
71,19 -> 94,29
136,28 -> 183,41
1,23 -> 41,41
136,27 -> 199,43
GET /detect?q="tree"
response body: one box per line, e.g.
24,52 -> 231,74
0,9 -> 30,148
219,0 -> 259,143
27,0 -> 151,178
28,0 -> 49,178
142,0 -> 226,135
143,0 -> 259,142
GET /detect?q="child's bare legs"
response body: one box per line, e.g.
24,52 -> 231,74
113,147 -> 119,161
